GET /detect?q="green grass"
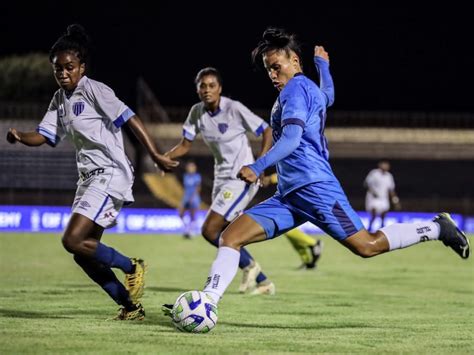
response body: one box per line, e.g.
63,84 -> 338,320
0,233 -> 473,354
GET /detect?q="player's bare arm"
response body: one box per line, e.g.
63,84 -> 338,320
164,137 -> 193,160
6,128 -> 47,146
127,115 -> 179,171
257,126 -> 273,158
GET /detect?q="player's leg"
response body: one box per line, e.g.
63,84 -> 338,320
179,202 -> 191,239
66,218 -> 144,319
380,210 -> 388,228
368,208 -> 377,232
64,186 -> 146,301
201,210 -> 270,293
292,181 -> 469,259
284,228 -> 323,269
204,195 -> 304,303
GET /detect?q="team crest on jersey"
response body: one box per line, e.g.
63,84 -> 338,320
73,101 -> 85,116
223,191 -> 233,200
218,123 -> 228,134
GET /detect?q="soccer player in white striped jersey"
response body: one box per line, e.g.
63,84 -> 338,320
165,67 -> 276,295
6,24 -> 178,320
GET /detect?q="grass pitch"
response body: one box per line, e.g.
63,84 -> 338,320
0,232 -> 472,354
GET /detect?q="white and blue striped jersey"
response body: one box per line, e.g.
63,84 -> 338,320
182,96 -> 268,181
37,76 -> 135,203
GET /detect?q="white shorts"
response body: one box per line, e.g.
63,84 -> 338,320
72,184 -> 124,228
211,179 -> 259,222
365,196 -> 390,214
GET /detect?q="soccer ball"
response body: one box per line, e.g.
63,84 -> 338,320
171,291 -> 218,333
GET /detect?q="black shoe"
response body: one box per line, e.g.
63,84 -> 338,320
162,303 -> 174,318
183,233 -> 191,239
433,213 -> 470,259
305,239 -> 324,269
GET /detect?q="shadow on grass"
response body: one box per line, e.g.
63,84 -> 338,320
0,308 -> 72,319
146,286 -> 189,293
219,321 -> 377,330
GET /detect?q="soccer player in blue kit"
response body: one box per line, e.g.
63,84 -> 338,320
179,161 -> 202,239
199,27 -> 470,310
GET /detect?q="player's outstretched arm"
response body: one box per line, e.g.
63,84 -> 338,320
6,128 -> 47,146
238,124 -> 303,184
126,115 -> 179,172
314,45 -> 335,107
164,137 -> 193,160
257,126 -> 273,158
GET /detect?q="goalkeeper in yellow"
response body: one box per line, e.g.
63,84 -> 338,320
262,173 -> 323,269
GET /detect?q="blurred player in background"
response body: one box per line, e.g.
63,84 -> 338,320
195,27 -> 469,311
364,160 -> 401,231
165,67 -> 276,295
6,24 -> 178,320
261,173 -> 323,269
179,161 -> 202,239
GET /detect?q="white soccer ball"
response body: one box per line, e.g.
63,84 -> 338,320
171,291 -> 218,333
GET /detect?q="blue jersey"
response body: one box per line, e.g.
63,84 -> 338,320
271,73 -> 337,196
183,173 -> 201,200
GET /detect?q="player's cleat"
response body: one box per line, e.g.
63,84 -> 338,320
250,281 -> 276,296
305,239 -> 323,269
125,258 -> 146,303
112,303 -> 145,321
162,303 -> 173,318
434,213 -> 470,259
239,261 -> 261,293
183,233 -> 191,239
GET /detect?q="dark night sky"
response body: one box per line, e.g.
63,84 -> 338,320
1,1 -> 472,112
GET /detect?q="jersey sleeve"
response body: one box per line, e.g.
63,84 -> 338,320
36,93 -> 65,147
279,80 -> 308,129
389,173 -> 395,190
182,104 -> 201,141
88,80 -> 135,128
233,101 -> 268,137
364,170 -> 376,187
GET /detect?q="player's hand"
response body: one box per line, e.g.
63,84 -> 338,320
314,45 -> 329,62
237,166 -> 258,184
6,128 -> 20,144
153,154 -> 179,174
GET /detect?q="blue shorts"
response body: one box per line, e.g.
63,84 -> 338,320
245,180 -> 364,241
181,196 -> 200,210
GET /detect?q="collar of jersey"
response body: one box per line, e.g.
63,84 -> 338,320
63,75 -> 88,99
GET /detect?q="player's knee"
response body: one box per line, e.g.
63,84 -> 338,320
201,223 -> 218,242
352,244 -> 378,258
61,233 -> 82,254
220,231 -> 245,249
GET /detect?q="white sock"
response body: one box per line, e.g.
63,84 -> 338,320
203,246 -> 240,304
380,221 -> 440,251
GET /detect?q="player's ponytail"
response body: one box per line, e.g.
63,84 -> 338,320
49,24 -> 90,64
252,27 -> 302,66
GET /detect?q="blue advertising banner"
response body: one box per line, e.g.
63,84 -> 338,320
0,205 -> 471,234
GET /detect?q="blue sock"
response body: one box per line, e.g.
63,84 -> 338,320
94,243 -> 133,273
212,236 -> 254,270
256,272 -> 267,283
239,247 -> 253,269
73,255 -> 135,310
103,281 -> 135,310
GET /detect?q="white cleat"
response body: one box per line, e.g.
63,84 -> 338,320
250,281 -> 276,296
239,261 -> 261,293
